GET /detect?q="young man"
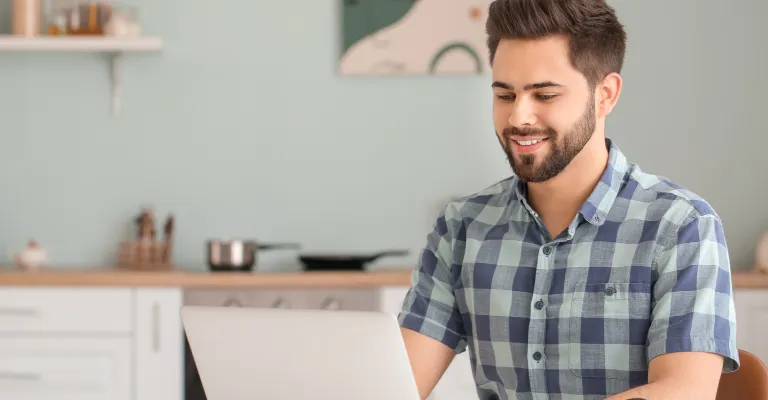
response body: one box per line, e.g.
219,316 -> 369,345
397,0 -> 740,399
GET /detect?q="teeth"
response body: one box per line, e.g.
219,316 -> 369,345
515,139 -> 544,146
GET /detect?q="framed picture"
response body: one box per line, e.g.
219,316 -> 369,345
338,0 -> 492,76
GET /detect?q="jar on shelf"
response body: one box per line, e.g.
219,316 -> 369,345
13,0 -> 42,36
104,5 -> 141,37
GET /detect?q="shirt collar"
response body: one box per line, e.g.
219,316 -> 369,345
511,137 -> 628,227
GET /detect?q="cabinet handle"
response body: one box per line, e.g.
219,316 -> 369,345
152,301 -> 160,353
0,371 -> 42,381
0,307 -> 39,316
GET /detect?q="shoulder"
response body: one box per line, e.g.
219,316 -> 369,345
441,176 -> 518,222
621,162 -> 724,245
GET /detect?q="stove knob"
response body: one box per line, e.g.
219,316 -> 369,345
271,297 -> 292,309
222,298 -> 242,307
321,297 -> 341,310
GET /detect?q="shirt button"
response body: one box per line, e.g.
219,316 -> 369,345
533,351 -> 542,361
535,299 -> 544,310
605,287 -> 616,296
542,246 -> 552,255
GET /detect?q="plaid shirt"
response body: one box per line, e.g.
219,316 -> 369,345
398,138 -> 739,400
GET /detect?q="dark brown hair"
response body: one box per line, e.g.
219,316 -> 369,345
486,0 -> 627,87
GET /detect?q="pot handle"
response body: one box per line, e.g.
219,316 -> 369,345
257,242 -> 302,251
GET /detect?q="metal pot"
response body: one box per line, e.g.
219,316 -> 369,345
206,240 -> 301,272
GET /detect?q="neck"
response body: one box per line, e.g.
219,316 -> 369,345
526,134 -> 609,220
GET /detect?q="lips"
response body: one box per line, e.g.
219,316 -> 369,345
509,137 -> 548,154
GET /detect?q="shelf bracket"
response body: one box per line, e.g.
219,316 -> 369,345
110,52 -> 123,116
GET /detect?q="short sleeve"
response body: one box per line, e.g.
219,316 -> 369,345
398,209 -> 467,353
647,210 -> 740,372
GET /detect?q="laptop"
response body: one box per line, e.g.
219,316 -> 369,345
180,305 -> 422,400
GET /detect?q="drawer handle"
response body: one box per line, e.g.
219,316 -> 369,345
152,301 -> 161,353
0,371 -> 42,381
0,307 -> 39,316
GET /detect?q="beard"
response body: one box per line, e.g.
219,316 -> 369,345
498,96 -> 596,183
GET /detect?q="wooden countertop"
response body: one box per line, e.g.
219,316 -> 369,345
730,270 -> 768,289
1,267 -> 767,289
0,267 -> 416,288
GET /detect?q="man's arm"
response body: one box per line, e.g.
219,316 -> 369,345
401,327 -> 456,399
609,207 -> 739,399
397,205 -> 467,399
604,352 -> 724,400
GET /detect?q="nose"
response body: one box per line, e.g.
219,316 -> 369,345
507,97 -> 536,127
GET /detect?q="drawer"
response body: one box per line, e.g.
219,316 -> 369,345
0,337 -> 131,400
0,287 -> 132,334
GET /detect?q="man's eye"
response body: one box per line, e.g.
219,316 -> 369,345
537,94 -> 557,100
496,94 -> 515,101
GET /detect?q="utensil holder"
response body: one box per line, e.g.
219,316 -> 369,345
117,240 -> 172,271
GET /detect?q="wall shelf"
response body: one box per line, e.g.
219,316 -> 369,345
0,36 -> 164,115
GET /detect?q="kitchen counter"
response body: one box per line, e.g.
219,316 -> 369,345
1,267 -> 767,289
0,267 -> 415,288
730,270 -> 768,289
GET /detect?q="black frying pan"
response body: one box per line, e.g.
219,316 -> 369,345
298,249 -> 409,271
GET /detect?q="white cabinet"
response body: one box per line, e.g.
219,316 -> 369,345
0,337 -> 131,400
0,287 -> 134,400
7,283 -> 763,400
134,288 -> 183,400
733,289 -> 768,362
0,287 -> 132,333
378,286 -> 477,400
0,286 -> 183,400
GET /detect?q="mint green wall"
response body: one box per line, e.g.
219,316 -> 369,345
0,0 -> 764,271
0,0 -> 504,271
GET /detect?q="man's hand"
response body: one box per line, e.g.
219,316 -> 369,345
604,352 -> 724,400
401,327 -> 456,400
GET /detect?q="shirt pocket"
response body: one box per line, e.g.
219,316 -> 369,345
567,281 -> 651,380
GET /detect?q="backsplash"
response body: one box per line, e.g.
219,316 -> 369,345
0,0 -> 764,271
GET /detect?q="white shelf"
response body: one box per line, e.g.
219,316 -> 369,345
0,36 -> 162,52
0,36 -> 164,115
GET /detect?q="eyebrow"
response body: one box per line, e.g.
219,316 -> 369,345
491,81 -> 564,91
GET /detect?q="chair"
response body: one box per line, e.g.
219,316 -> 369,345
716,349 -> 768,400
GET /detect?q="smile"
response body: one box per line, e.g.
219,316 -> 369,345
509,137 -> 548,154
514,138 -> 547,146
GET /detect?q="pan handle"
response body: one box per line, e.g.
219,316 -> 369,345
366,249 -> 410,262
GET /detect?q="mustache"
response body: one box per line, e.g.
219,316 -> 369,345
502,126 -> 556,138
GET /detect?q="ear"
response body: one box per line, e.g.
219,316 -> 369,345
596,72 -> 622,117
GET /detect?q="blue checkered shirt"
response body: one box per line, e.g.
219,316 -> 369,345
398,138 -> 739,400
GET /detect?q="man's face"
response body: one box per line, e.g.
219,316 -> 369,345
492,36 -> 596,183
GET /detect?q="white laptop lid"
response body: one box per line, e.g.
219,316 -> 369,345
181,305 -> 421,400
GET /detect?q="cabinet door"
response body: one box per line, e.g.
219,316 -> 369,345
0,337 -> 130,400
733,289 -> 768,362
134,288 -> 183,400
